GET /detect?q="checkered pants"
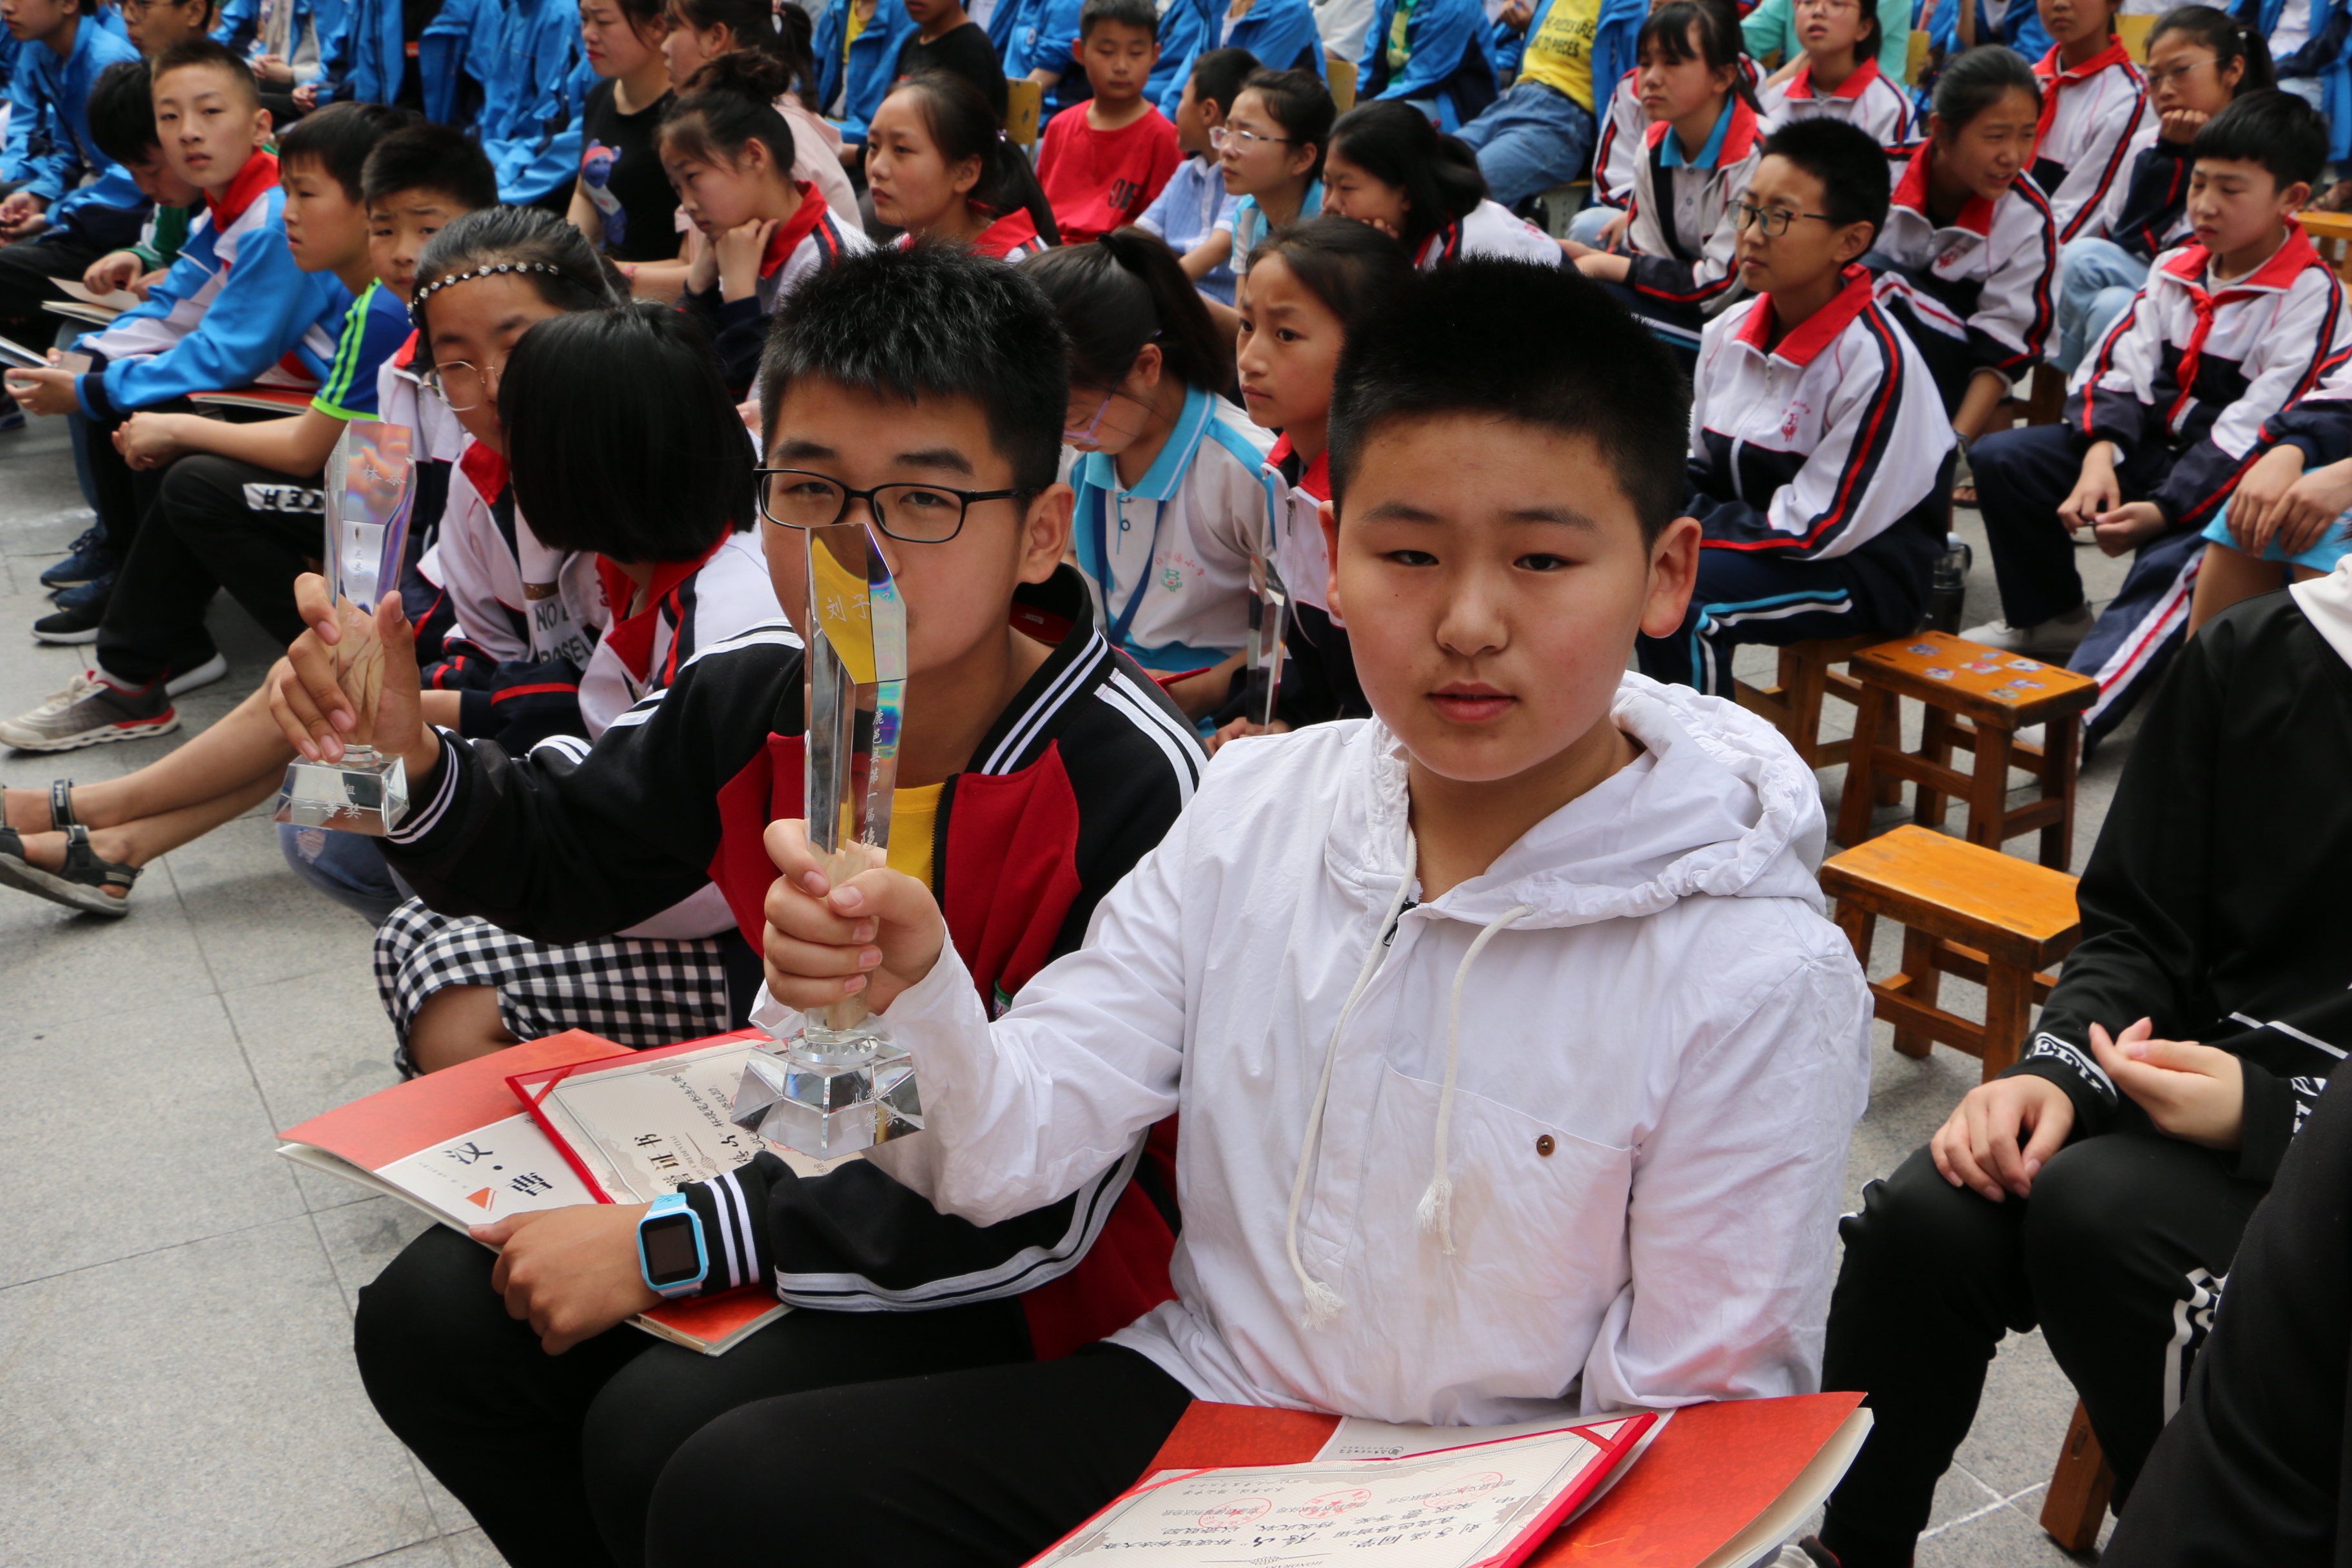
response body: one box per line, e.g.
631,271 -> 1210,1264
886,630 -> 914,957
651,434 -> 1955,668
373,899 -> 734,1077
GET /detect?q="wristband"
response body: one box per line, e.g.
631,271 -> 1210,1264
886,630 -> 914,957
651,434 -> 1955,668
636,1191 -> 709,1300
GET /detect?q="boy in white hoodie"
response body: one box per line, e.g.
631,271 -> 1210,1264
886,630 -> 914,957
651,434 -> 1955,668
564,260 -> 1871,1565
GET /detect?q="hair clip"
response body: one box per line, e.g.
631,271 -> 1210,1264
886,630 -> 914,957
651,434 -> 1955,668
408,260 -> 565,323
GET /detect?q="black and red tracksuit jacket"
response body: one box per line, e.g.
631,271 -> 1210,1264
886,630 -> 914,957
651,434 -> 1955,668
380,565 -> 1204,1357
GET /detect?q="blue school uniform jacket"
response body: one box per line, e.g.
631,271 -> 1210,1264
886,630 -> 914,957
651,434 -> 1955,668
1358,0 -> 1497,129
1156,0 -> 1326,117
1923,0 -> 2053,79
816,0 -> 923,141
1149,0 -> 1213,113
2,18 -> 143,231
72,151 -> 351,420
2252,0 -> 2352,161
316,0 -> 409,104
1491,0 -> 1643,108
419,0 -> 487,125
473,0 -> 589,204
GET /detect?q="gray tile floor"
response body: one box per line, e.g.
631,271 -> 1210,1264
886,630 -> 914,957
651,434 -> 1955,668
0,414 -> 2135,1565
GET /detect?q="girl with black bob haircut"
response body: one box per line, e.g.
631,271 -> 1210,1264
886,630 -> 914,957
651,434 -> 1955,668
662,50 -> 870,394
1320,99 -> 1563,271
1021,228 -> 1286,718
866,70 -> 1061,259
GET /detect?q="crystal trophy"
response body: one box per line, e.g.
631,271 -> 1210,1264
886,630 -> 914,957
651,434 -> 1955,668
1245,533 -> 1290,727
272,418 -> 418,836
730,520 -> 924,1160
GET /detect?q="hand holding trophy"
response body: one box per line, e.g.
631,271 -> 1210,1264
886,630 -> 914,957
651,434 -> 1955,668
731,517 -> 925,1160
273,419 -> 418,834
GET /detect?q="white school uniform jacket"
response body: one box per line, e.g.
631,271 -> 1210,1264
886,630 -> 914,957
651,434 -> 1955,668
1413,198 -> 1565,269
374,332 -> 469,467
1756,56 -> 1914,145
1071,384 -> 1282,672
421,442 -> 609,696
1870,142 -> 2058,391
2030,39 -> 2149,244
1269,436 -> 1333,614
1591,70 -> 1646,208
1690,266 -> 1955,558
1624,95 -> 1767,320
833,683 -> 1874,1423
2073,231 -> 2352,529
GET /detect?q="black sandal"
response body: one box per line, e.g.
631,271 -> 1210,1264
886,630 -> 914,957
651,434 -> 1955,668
49,778 -> 77,832
0,821 -> 137,916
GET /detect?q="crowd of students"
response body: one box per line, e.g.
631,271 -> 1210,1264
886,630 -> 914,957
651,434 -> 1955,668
2,0 -> 2351,1563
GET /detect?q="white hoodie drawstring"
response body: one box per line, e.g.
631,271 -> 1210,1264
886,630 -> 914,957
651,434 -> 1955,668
1416,905 -> 1534,1255
1286,850 -> 1418,1331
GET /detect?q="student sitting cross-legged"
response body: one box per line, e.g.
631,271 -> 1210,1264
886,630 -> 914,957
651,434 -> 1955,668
289,244 -> 1202,1568
1964,90 -> 2345,743
1635,119 -> 1954,694
628,257 -> 1872,1567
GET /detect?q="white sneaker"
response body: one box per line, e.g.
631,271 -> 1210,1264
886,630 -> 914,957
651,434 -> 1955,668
164,652 -> 229,697
1959,602 -> 2094,657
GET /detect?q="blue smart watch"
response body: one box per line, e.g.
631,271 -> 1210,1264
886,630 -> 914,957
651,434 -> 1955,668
636,1191 -> 709,1300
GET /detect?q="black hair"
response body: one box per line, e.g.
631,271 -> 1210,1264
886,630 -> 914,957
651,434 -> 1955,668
411,206 -> 624,368
86,59 -> 161,166
1328,260 -> 1687,543
1328,101 -> 1485,255
2191,86 -> 2328,190
277,101 -> 411,204
667,0 -> 820,105
1242,215 -> 1413,335
1841,0 -> 1884,66
2148,4 -> 2275,93
1638,0 -> 1759,111
881,71 -> 1063,247
1021,229 -> 1226,397
662,49 -> 798,179
1930,44 -> 2040,131
503,304 -> 752,560
759,242 -> 1071,495
1238,66 -> 1337,180
1759,117 -> 1890,243
1079,0 -> 1159,41
152,35 -> 262,109
602,0 -> 672,46
1190,44 -> 1259,115
362,121 -> 500,211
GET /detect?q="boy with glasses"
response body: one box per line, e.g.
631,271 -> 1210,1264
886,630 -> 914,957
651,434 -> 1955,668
1634,117 -> 1954,692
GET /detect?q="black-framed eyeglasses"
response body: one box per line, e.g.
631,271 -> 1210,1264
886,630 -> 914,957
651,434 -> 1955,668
753,468 -> 1034,544
1731,201 -> 1839,237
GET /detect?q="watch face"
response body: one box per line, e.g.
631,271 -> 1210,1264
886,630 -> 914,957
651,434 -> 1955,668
641,1213 -> 701,1286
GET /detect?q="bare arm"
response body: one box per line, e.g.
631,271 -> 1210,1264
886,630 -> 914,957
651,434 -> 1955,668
117,407 -> 352,480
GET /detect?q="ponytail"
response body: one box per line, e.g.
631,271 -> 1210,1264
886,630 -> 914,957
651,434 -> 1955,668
885,71 -> 1064,247
1019,229 -> 1228,395
1328,101 -> 1484,255
2148,3 -> 2275,93
662,50 -> 799,178
666,0 -> 819,104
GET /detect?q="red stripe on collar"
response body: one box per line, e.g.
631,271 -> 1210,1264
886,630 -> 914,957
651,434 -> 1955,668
1891,141 -> 1997,235
1721,95 -> 1761,163
596,527 -> 732,683
1267,435 -> 1329,503
1734,264 -> 1878,366
758,184 -> 831,280
207,149 -> 280,228
459,438 -> 507,502
2162,226 -> 2325,295
2034,40 -> 2135,160
392,328 -> 419,370
1793,56 -> 1881,102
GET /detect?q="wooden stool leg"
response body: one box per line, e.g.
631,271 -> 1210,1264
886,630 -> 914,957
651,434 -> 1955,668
2041,714 -> 2082,869
1981,958 -> 2032,1080
1966,725 -> 2014,852
1832,898 -> 1876,972
1837,686 -> 1890,848
1892,925 -> 1939,1060
1873,692 -> 1903,805
1914,703 -> 1952,828
1787,651 -> 1830,767
2040,1399 -> 2115,1553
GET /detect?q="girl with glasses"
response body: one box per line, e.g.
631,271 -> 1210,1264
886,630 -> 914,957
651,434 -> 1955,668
1024,228 -> 1285,718
1190,64 -> 1333,327
1754,0 -> 1913,144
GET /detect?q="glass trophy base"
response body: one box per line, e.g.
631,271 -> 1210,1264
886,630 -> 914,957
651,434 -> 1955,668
731,1030 -> 923,1161
272,750 -> 409,836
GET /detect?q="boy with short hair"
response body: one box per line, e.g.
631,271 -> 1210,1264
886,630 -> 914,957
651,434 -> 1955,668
1137,43 -> 1252,305
1,98 -> 415,749
74,60 -> 199,306
1965,88 -> 2347,744
636,257 -> 1872,1563
1036,0 -> 1181,243
293,245 -> 1203,1564
1634,117 -> 1954,694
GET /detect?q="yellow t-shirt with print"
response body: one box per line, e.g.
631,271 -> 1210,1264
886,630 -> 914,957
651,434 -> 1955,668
1516,0 -> 1602,112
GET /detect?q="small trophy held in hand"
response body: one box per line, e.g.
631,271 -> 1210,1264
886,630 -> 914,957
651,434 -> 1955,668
731,517 -> 923,1160
272,418 -> 417,836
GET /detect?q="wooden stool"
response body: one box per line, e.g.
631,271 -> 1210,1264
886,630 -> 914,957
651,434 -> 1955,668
1732,633 -> 1892,772
1837,631 -> 2098,869
2041,1398 -> 2115,1552
1821,826 -> 2081,1079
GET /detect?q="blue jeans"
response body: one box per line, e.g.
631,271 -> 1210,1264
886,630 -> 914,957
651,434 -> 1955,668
279,821 -> 411,925
1565,202 -> 1618,246
1456,81 -> 1598,210
2057,235 -> 2150,373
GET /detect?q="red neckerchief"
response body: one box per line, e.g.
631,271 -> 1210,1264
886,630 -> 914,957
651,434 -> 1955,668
1732,264 -> 1877,366
207,148 -> 280,227
391,328 -> 419,370
974,206 -> 1040,259
1268,435 -> 1329,504
2157,228 -> 2324,428
758,184 -> 831,279
459,438 -> 507,502
1792,55 -> 1882,103
2032,39 -> 2133,163
1414,220 -> 1463,269
1892,139 -> 1997,235
596,528 -> 734,687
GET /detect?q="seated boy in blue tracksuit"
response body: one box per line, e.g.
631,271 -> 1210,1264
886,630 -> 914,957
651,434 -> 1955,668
1636,119 -> 1954,694
1152,0 -> 1322,118
818,0 -> 923,143
2,41 -> 351,631
1357,0 -> 1496,130
415,0 -> 585,203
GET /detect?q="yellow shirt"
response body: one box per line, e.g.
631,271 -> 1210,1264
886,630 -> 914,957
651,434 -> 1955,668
887,782 -> 943,890
1516,0 -> 1602,113
845,0 -> 870,61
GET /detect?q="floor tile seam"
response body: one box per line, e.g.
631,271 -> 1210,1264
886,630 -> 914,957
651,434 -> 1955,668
324,1531 -> 460,1568
1917,1479 -> 2050,1540
0,1208 -> 322,1292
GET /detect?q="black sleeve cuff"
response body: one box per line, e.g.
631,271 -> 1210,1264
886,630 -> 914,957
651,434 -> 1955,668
2233,1061 -> 2296,1184
677,1151 -> 781,1296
